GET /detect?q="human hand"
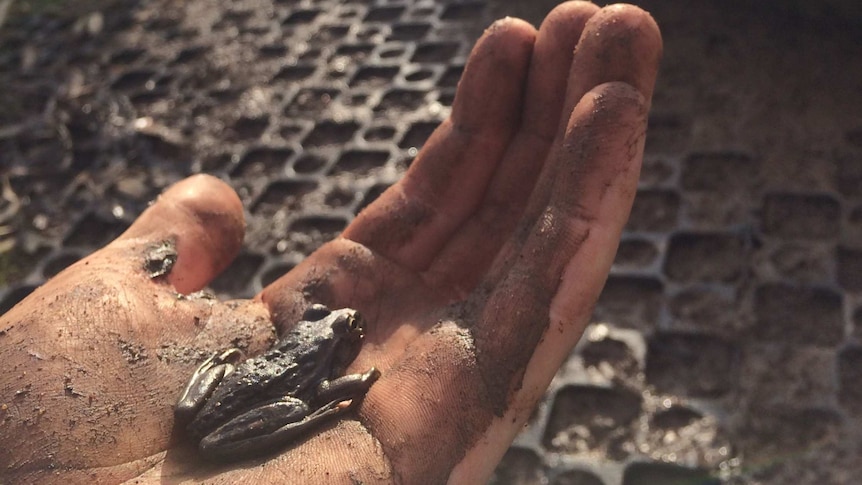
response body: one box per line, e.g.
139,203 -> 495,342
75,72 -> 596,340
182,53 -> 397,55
0,3 -> 661,483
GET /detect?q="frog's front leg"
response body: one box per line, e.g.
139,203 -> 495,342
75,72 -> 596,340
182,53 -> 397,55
175,348 -> 244,421
316,367 -> 381,410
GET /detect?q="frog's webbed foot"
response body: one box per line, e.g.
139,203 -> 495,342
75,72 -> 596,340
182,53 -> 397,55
175,348 -> 244,421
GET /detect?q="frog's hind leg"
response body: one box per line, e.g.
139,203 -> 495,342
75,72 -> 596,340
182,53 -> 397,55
199,396 -> 344,461
197,368 -> 382,461
175,349 -> 244,420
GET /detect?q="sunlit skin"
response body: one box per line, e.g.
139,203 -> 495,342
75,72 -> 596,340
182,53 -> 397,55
0,3 -> 661,483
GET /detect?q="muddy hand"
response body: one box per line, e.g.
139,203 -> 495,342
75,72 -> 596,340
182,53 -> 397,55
0,175 -> 279,482
258,3 -> 661,483
0,2 -> 661,484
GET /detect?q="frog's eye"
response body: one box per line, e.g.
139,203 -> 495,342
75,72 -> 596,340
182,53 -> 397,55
347,314 -> 361,331
302,304 -> 331,321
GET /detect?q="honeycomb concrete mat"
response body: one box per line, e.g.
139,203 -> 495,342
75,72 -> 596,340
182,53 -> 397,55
1,0 -> 861,483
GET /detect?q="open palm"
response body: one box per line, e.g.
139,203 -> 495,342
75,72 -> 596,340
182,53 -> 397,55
0,3 -> 661,484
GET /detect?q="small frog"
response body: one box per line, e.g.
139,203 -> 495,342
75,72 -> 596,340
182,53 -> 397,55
175,304 -> 380,461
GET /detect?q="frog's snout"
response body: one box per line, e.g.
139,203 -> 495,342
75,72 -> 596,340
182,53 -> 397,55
329,308 -> 365,340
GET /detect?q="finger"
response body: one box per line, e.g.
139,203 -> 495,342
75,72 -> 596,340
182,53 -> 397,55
358,82 -> 649,483
560,4 -> 662,131
20,174 -> 254,353
342,17 -> 536,271
457,82 -> 650,482
113,174 -> 245,294
521,1 -> 602,142
42,174 -> 244,297
0,175 -> 274,479
486,4 -> 662,286
423,1 -> 600,295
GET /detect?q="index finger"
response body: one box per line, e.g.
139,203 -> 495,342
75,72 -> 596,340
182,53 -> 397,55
342,18 -> 536,272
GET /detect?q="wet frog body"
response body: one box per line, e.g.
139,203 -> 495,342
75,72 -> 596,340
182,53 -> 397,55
175,305 -> 380,461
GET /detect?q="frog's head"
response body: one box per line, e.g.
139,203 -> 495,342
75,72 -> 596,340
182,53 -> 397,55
302,305 -> 365,373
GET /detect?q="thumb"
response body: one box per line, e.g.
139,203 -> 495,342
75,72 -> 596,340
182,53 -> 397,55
112,174 -> 245,294
0,175 -> 260,480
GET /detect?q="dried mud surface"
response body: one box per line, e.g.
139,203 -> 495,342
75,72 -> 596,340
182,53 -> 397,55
1,0 -> 861,483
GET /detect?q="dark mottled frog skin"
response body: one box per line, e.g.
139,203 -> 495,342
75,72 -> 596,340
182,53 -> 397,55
175,305 -> 380,461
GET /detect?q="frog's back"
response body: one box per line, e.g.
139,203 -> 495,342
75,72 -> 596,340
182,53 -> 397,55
188,324 -> 335,437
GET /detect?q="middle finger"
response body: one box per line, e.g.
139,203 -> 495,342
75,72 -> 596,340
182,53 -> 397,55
422,1 -> 600,295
